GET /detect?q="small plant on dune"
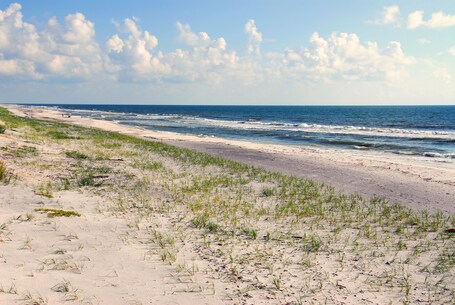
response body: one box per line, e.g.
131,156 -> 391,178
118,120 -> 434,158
397,240 -> 407,250
77,173 -> 96,187
190,214 -> 209,229
35,181 -> 54,198
261,187 -> 274,197
22,291 -> 48,305
46,130 -> 78,140
34,208 -> 81,218
133,160 -> 164,171
24,212 -> 34,222
0,283 -> 17,294
51,279 -> 79,301
160,249 -> 177,265
9,145 -> 39,158
0,160 -> 14,184
0,124 -> 6,134
241,227 -> 258,240
273,277 -> 282,290
65,150 -> 88,159
0,160 -> 7,181
206,222 -> 220,233
60,178 -> 71,190
76,166 -> 110,187
190,214 -> 221,233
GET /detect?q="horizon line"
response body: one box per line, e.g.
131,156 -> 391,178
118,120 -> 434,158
3,102 -> 455,107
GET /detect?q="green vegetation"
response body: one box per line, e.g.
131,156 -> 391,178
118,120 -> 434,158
261,187 -> 274,197
46,130 -> 75,139
75,166 -> 111,187
35,181 -> 54,198
0,123 -> 5,134
0,106 -> 453,304
65,150 -> 88,159
133,160 -> 164,171
10,145 -> 38,158
0,160 -> 7,182
77,173 -> 96,186
0,160 -> 14,184
34,208 -> 81,218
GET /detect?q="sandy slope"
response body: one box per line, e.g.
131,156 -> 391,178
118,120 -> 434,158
0,104 -> 454,305
0,185 -> 229,304
6,104 -> 455,214
0,129 -> 227,304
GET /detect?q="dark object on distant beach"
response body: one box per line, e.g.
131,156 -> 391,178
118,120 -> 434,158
61,113 -> 71,118
446,228 -> 455,233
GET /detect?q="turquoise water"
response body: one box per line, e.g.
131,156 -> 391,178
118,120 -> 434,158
34,105 -> 455,159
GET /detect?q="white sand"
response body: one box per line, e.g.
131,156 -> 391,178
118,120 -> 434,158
6,104 -> 455,214
0,125 -> 228,304
1,104 -> 454,305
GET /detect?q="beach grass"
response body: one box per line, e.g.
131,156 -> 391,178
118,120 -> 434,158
34,208 -> 81,218
0,106 -> 453,304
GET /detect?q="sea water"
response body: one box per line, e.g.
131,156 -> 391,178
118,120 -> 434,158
32,105 -> 455,159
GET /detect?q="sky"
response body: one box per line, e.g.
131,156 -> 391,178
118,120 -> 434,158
0,0 -> 454,105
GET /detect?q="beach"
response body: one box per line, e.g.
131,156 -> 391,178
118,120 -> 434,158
0,104 -> 454,305
7,104 -> 455,214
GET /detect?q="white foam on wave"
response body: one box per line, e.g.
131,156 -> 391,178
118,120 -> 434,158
47,106 -> 455,141
391,151 -> 455,159
191,117 -> 455,140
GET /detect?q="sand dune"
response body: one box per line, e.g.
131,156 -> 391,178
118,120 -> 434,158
0,104 -> 453,305
6,104 -> 455,214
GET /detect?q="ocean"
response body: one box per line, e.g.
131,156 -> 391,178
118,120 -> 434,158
32,105 -> 455,159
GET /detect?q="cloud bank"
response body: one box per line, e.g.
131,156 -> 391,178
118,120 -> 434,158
269,33 -> 414,83
407,10 -> 455,29
0,3 -> 104,80
0,2 -> 427,88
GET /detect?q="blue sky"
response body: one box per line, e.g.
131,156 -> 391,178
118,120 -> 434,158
0,0 -> 454,105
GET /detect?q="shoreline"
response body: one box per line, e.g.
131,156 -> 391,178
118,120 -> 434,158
1,104 -> 453,304
4,103 -> 455,214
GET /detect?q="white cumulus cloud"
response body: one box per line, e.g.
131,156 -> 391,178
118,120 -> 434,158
375,5 -> 400,25
176,22 -> 213,48
0,3 -> 417,87
407,10 -> 455,29
106,18 -> 169,77
167,22 -> 238,82
106,34 -> 124,53
270,32 -> 415,82
106,20 -> 239,83
244,19 -> 262,54
0,2 -> 104,80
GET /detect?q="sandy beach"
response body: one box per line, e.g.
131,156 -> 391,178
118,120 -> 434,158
0,104 -> 454,305
6,104 -> 455,214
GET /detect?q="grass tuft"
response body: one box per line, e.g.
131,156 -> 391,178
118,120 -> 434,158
261,187 -> 274,197
65,150 -> 88,159
47,130 -> 76,139
34,208 -> 81,218
0,160 -> 15,184
35,182 -> 53,198
1,105 -> 454,304
0,160 -> 8,182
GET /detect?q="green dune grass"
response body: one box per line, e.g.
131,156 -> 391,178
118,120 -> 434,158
0,106 -> 453,304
